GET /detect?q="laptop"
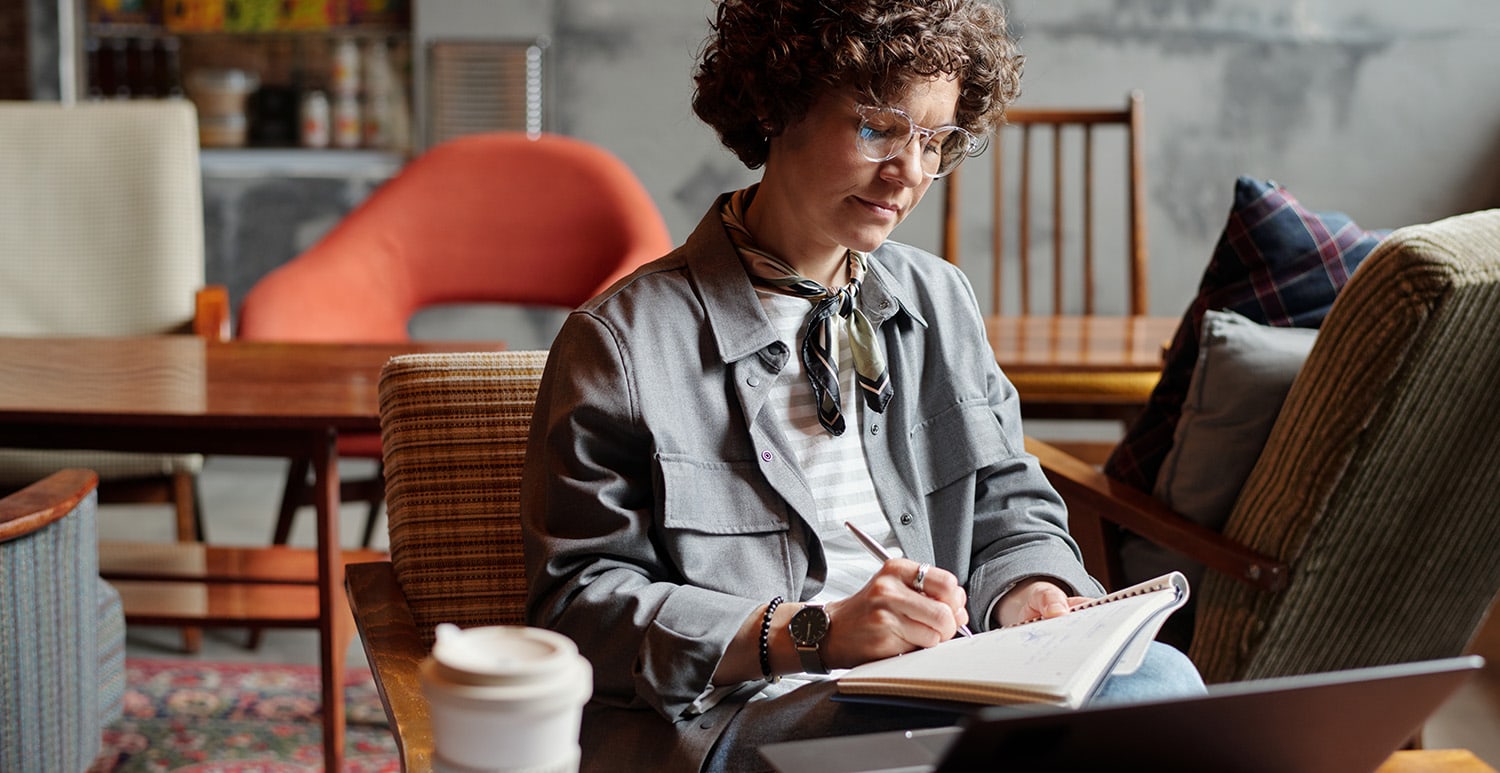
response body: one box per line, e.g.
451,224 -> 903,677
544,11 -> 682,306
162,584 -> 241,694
759,656 -> 1484,773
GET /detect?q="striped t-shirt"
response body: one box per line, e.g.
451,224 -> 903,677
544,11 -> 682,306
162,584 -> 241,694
756,289 -> 904,602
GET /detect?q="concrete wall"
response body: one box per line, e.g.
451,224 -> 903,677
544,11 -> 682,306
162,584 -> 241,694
533,0 -> 1500,316
29,1 -> 1500,326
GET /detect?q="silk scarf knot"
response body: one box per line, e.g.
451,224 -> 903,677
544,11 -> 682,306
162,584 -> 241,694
721,188 -> 894,435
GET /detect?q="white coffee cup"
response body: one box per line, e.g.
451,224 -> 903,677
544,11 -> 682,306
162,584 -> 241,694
421,624 -> 593,773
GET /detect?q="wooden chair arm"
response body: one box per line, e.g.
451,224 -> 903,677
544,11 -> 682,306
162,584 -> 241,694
194,285 -> 232,342
1024,437 -> 1288,592
346,561 -> 434,772
0,469 -> 99,543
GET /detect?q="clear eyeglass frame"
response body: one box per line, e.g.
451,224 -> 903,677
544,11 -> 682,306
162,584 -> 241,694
854,104 -> 984,179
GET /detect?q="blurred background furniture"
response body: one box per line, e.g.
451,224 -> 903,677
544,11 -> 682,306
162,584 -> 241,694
984,314 -> 1176,423
0,334 -> 448,771
943,92 -> 1151,464
1032,209 -> 1500,687
942,91 -> 1147,317
0,469 -> 125,772
237,131 -> 672,550
0,100 -> 226,651
345,350 -> 550,771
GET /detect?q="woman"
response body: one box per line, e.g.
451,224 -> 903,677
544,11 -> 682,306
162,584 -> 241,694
521,1 -> 1204,770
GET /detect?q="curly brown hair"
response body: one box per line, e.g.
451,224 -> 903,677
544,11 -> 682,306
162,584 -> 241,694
692,0 -> 1023,169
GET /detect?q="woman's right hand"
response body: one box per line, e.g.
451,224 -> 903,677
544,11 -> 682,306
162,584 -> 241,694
819,558 -> 969,669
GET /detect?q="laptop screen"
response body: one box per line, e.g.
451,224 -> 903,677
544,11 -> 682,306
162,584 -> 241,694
760,657 -> 1483,773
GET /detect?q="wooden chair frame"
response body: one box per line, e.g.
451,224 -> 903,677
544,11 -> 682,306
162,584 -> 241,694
943,91 -> 1147,316
1030,211 -> 1500,688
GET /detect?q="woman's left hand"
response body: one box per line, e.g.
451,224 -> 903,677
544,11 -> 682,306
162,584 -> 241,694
994,577 -> 1088,628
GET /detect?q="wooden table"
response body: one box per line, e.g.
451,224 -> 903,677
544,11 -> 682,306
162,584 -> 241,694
1379,749 -> 1497,772
0,335 -> 502,772
986,315 -> 1179,420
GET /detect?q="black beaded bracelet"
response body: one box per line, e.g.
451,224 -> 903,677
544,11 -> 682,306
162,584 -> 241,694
759,596 -> 784,682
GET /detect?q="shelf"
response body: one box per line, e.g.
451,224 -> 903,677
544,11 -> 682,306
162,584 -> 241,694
102,540 -> 386,627
200,147 -> 407,178
88,23 -> 407,40
113,580 -> 324,626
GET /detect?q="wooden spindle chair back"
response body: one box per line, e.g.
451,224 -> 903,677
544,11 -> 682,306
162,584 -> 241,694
942,91 -> 1148,317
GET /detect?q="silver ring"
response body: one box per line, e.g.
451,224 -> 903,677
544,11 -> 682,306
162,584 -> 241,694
913,563 -> 930,594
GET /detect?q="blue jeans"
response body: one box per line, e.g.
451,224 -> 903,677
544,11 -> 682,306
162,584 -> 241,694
703,641 -> 1206,772
1090,640 -> 1207,705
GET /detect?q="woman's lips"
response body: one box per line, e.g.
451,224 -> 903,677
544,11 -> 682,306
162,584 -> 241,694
857,196 -> 902,219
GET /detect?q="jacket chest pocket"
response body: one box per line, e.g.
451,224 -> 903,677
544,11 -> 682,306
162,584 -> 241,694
657,453 -> 794,592
909,399 -> 1011,495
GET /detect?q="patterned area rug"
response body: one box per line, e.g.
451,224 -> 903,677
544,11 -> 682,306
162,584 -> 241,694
89,658 -> 399,772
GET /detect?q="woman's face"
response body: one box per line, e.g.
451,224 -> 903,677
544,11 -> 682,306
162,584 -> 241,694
753,76 -> 962,277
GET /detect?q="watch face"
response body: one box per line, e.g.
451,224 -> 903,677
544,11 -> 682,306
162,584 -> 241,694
790,606 -> 830,645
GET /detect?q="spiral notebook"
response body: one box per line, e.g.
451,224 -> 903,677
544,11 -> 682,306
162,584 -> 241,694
836,572 -> 1189,709
763,656 -> 1484,773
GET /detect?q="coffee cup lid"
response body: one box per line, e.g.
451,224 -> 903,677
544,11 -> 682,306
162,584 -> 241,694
431,624 -> 584,687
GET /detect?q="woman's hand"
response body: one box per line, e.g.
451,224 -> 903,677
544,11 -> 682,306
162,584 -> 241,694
820,559 -> 969,669
994,577 -> 1089,628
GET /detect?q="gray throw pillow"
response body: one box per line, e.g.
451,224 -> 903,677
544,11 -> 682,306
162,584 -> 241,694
1118,309 -> 1317,589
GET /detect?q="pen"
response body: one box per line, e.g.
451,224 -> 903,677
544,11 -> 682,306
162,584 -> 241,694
844,520 -> 974,638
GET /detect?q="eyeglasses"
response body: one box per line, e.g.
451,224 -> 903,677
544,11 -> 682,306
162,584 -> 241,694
855,105 -> 982,178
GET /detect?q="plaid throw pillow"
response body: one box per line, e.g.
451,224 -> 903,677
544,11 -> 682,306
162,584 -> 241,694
1104,176 -> 1388,493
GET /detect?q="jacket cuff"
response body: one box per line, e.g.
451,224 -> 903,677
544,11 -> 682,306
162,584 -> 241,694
635,585 -> 761,719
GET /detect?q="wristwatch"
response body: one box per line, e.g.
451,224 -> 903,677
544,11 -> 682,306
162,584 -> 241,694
788,604 -> 830,675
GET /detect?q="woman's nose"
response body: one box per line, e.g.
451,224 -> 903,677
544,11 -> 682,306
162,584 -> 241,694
880,137 -> 927,187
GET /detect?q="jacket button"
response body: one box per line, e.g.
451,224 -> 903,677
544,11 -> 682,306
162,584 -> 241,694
748,375 -> 761,387
870,423 -> 880,435
900,512 -> 913,525
761,450 -> 773,462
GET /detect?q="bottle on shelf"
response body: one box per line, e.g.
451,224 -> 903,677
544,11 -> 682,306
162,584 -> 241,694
301,88 -> 331,149
127,37 -> 154,98
330,37 -> 360,98
361,38 -> 395,149
108,38 -> 131,99
85,37 -> 107,100
332,91 -> 361,148
154,37 -> 185,99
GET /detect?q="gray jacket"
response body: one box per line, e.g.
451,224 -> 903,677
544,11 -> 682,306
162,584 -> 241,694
520,194 -> 1101,765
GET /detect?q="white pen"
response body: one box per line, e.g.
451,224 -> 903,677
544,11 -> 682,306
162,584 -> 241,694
844,520 -> 974,638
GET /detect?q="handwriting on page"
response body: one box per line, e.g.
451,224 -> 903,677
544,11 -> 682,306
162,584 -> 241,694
992,596 -> 1155,685
858,591 -> 1163,689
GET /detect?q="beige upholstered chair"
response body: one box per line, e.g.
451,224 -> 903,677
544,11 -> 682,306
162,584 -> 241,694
0,101 -> 223,547
1033,209 -> 1500,685
346,350 -> 549,771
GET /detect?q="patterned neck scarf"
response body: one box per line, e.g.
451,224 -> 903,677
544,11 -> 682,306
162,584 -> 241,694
721,187 -> 894,436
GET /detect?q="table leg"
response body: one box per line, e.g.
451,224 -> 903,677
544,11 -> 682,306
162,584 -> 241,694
313,429 -> 347,772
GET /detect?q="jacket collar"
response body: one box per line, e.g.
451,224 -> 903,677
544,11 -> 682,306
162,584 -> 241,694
685,191 -> 926,366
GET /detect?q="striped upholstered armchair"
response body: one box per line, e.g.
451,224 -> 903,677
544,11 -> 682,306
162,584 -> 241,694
346,350 -> 549,771
1034,209 -> 1500,685
0,469 -> 126,772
